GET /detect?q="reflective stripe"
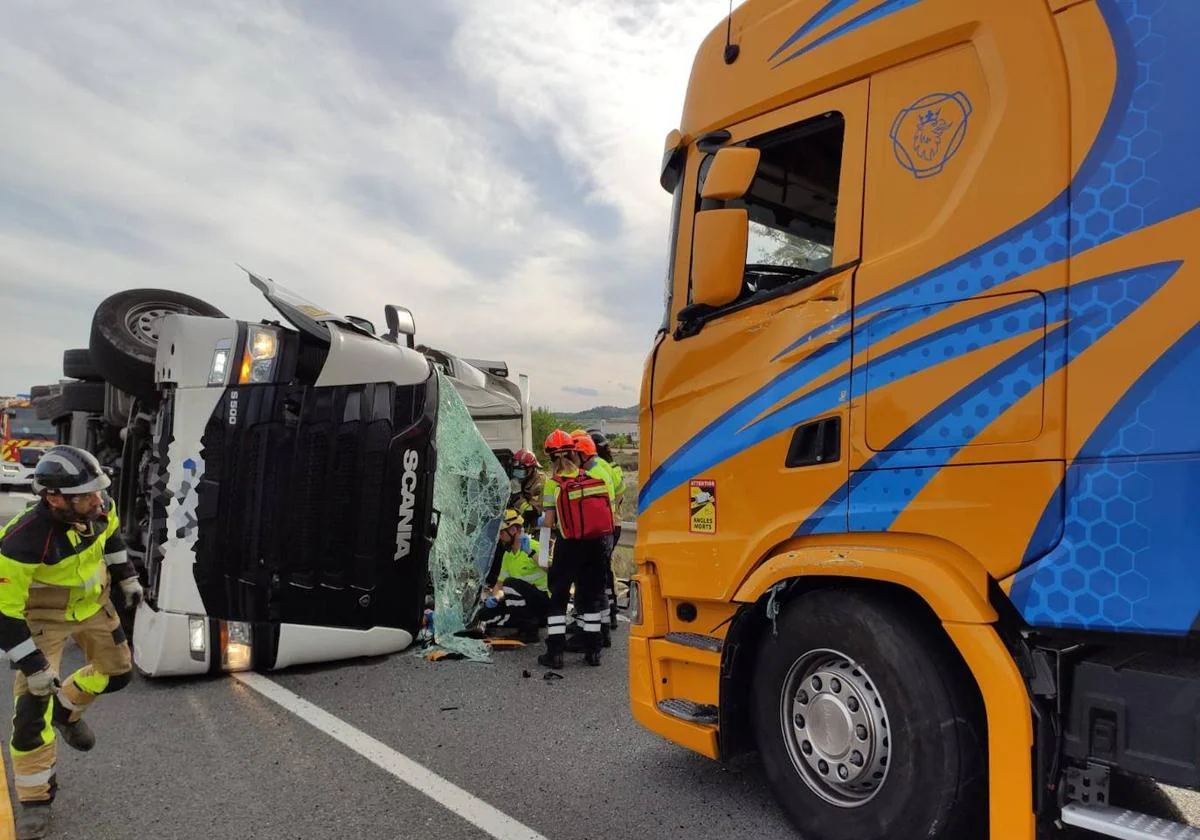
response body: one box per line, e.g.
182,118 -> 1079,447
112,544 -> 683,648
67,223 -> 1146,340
546,625 -> 567,635
14,768 -> 53,787
506,599 -> 527,608
7,638 -> 36,661
546,615 -> 566,625
80,570 -> 101,590
583,622 -> 601,632
582,613 -> 603,622
104,549 -> 128,567
74,671 -> 110,695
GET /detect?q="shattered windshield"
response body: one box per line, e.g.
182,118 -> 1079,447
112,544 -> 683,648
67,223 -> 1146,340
425,368 -> 510,661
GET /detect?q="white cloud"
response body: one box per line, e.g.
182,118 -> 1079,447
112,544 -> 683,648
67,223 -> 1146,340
0,0 -> 730,410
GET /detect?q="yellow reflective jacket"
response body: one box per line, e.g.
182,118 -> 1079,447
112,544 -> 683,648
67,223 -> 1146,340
497,538 -> 548,594
0,500 -> 134,674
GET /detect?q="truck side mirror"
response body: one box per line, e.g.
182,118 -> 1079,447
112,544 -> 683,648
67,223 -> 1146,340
689,208 -> 748,310
701,147 -> 760,200
384,305 -> 416,348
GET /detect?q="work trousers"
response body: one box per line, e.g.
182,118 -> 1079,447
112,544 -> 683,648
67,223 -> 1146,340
10,599 -> 132,804
605,528 -> 621,625
545,537 -> 607,655
477,579 -> 550,632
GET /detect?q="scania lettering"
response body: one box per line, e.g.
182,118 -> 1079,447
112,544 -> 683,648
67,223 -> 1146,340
394,449 -> 419,561
631,2 -> 1200,839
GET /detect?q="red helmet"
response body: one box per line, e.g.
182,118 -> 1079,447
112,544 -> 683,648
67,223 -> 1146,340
571,430 -> 597,459
544,429 -> 577,454
513,448 -> 539,468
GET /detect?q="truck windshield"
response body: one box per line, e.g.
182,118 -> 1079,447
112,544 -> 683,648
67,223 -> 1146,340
6,408 -> 54,438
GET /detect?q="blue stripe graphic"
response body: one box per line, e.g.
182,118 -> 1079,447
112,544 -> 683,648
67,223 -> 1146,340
773,0 -> 926,67
797,262 -> 1180,535
769,0 -> 863,62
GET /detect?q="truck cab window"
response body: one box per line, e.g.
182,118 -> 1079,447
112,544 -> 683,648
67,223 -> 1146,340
721,112 -> 844,303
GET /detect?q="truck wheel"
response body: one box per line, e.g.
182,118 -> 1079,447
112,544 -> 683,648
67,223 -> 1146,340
751,588 -> 986,840
63,348 -> 101,381
89,289 -> 225,400
60,381 -> 106,414
33,394 -> 66,422
29,385 -> 51,400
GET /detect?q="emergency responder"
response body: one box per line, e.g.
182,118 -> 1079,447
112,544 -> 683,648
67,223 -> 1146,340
567,430 -> 616,648
589,429 -> 627,629
537,430 -> 611,668
507,448 -> 545,530
477,509 -> 550,642
0,445 -> 142,840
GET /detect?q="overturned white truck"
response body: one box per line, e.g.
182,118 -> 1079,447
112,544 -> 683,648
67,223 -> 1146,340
31,273 -> 528,676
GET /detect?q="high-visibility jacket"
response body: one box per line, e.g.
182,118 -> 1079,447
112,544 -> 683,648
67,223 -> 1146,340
497,539 -> 548,593
509,471 -> 546,527
0,500 -> 136,675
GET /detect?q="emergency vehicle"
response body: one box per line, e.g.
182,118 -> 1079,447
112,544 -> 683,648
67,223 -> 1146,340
0,398 -> 53,489
630,1 -> 1200,838
28,274 -> 530,679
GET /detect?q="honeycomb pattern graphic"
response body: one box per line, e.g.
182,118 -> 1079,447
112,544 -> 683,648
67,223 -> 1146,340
1017,450 -> 1153,631
1071,0 -> 1166,253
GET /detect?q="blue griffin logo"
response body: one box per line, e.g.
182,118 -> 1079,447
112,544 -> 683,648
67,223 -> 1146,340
890,92 -> 972,179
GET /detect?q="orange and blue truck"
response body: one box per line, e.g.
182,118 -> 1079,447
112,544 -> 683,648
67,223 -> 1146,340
629,1 -> 1200,838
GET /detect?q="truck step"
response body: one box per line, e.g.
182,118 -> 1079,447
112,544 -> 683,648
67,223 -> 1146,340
664,632 -> 724,653
1061,803 -> 1200,839
657,698 -> 718,724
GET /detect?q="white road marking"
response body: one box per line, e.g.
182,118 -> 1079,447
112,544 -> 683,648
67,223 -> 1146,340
233,671 -> 550,840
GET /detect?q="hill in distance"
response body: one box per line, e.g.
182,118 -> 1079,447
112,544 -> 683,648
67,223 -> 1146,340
555,404 -> 638,422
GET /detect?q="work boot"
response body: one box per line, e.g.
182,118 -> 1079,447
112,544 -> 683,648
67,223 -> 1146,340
584,650 -> 602,667
54,717 -> 95,752
16,805 -> 50,840
537,651 -> 564,669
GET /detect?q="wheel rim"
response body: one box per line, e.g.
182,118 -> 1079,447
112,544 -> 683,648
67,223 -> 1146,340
123,303 -> 186,349
779,648 -> 891,808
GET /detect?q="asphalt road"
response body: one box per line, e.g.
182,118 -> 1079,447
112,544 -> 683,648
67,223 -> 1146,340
0,489 -> 1196,840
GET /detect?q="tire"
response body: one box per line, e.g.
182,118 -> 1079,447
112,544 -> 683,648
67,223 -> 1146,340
751,588 -> 986,840
60,381 -> 105,414
33,394 -> 66,422
62,348 -> 101,381
29,385 -> 51,400
89,289 -> 225,400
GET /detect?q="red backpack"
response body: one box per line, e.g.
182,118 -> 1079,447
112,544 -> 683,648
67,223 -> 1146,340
555,471 -> 614,540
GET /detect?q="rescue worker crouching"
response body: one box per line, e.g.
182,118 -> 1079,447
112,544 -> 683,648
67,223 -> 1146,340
506,449 -> 546,531
0,446 -> 142,840
476,509 -> 550,643
537,430 -> 613,669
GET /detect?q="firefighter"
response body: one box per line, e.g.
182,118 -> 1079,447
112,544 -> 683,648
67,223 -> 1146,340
589,429 -> 627,629
477,509 -> 550,642
0,445 -> 142,840
537,430 -> 612,668
568,430 -> 616,648
507,448 -> 545,530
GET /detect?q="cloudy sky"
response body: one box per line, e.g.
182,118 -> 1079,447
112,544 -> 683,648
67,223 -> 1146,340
0,0 -> 735,411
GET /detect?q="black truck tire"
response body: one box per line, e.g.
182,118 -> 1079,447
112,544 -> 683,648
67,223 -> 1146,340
89,289 -> 225,400
751,588 -> 986,840
29,385 -> 52,400
63,348 -> 101,381
33,394 -> 66,422
60,381 -> 106,414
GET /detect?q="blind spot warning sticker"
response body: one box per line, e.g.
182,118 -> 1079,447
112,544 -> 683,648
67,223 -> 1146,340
689,479 -> 716,534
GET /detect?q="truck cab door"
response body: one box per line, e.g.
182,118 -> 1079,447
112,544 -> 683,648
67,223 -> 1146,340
640,81 -> 869,602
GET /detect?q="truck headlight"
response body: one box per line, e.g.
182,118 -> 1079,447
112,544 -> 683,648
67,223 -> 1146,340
189,616 -> 207,660
239,326 -> 279,384
220,620 -> 253,671
208,339 -> 233,386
